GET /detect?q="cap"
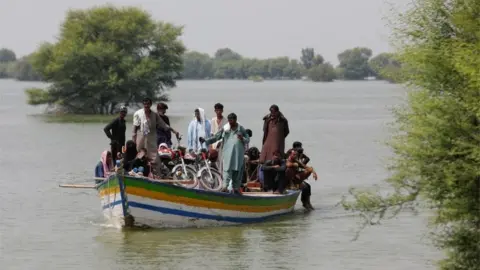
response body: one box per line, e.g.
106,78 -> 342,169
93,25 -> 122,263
119,106 -> 128,113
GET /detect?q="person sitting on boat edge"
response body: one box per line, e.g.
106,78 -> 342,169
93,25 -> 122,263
199,113 -> 250,194
95,150 -> 115,178
126,147 -> 151,177
286,141 -> 310,165
261,150 -> 287,194
123,140 -> 138,172
285,149 -> 318,210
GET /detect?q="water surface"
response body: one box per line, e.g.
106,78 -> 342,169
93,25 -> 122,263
0,80 -> 440,270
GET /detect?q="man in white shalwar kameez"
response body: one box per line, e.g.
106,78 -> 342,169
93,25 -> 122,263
187,108 -> 211,153
133,98 -> 179,177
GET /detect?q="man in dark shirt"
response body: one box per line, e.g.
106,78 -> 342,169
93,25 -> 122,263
104,106 -> 127,161
262,150 -> 287,193
285,141 -> 310,165
156,102 -> 173,148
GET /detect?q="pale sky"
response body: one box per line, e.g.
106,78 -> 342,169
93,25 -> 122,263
0,0 -> 404,64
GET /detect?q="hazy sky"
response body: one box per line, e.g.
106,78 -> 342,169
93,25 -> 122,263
0,0 -> 403,64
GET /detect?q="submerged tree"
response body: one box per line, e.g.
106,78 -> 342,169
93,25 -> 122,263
26,5 -> 185,114
341,0 -> 480,269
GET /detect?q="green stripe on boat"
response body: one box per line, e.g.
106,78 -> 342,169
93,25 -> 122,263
124,176 -> 297,206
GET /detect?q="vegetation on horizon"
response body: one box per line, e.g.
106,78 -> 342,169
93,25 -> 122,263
341,0 -> 480,269
1,4 -> 403,116
181,46 -> 400,82
0,48 -> 42,81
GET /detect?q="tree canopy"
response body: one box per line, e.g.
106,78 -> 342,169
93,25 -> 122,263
341,0 -> 480,269
0,49 -> 42,81
25,5 -> 185,114
0,48 -> 16,62
181,47 -> 339,82
337,47 -> 373,80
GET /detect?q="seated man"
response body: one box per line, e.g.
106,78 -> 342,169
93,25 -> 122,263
286,141 -> 310,165
244,146 -> 260,183
262,150 -> 287,193
285,149 -> 318,210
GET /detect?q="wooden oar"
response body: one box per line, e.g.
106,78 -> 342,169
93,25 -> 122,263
59,184 -> 97,189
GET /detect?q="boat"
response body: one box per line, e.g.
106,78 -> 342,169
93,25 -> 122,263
97,173 -> 301,228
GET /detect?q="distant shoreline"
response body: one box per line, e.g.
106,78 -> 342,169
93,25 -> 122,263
27,113 -> 185,124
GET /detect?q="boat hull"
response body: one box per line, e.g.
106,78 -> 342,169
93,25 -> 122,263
97,174 -> 301,228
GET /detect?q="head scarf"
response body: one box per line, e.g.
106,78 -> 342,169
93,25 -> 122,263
100,150 -> 114,177
194,107 -> 207,138
124,140 -> 137,163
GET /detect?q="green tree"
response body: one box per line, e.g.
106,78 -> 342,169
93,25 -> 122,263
341,0 -> 480,269
337,47 -> 373,80
214,48 -> 242,61
182,51 -> 214,79
0,48 -> 16,63
26,5 -> 185,114
369,53 -> 402,83
308,63 -> 336,82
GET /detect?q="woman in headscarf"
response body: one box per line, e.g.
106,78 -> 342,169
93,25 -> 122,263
187,108 -> 212,153
260,104 -> 290,162
95,150 -> 114,178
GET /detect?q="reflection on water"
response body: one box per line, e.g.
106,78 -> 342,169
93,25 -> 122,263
95,213 -> 308,270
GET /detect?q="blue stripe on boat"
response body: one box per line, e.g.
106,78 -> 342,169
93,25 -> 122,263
101,200 -> 292,223
102,200 -> 123,209
128,201 -> 290,223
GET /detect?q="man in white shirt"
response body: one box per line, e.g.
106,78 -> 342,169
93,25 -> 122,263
210,103 -> 228,170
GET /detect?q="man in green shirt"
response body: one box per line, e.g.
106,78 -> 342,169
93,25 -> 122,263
200,113 -> 250,194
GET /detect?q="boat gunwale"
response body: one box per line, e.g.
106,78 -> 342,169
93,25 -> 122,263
96,173 -> 300,201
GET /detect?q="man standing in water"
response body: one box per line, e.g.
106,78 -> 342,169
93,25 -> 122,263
104,106 -> 127,161
133,98 -> 180,176
210,103 -> 228,170
200,113 -> 250,194
260,104 -> 289,162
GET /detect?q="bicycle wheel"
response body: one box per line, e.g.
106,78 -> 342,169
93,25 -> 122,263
198,167 -> 223,191
171,164 -> 198,188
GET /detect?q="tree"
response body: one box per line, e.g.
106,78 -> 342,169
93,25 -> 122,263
182,51 -> 213,79
341,0 -> 480,269
300,48 -> 316,69
0,48 -> 16,62
337,47 -> 373,80
369,53 -> 402,83
308,63 -> 336,82
26,5 -> 185,114
214,48 -> 242,61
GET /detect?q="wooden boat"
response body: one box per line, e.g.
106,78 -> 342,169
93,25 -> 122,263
97,173 -> 301,228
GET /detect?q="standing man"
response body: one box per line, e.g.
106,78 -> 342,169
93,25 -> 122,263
104,106 -> 127,161
210,103 -> 228,170
156,102 -> 175,148
133,98 -> 180,176
200,113 -> 250,194
260,104 -> 290,162
187,108 -> 211,153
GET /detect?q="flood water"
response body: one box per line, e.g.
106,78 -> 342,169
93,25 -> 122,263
0,79 -> 440,269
